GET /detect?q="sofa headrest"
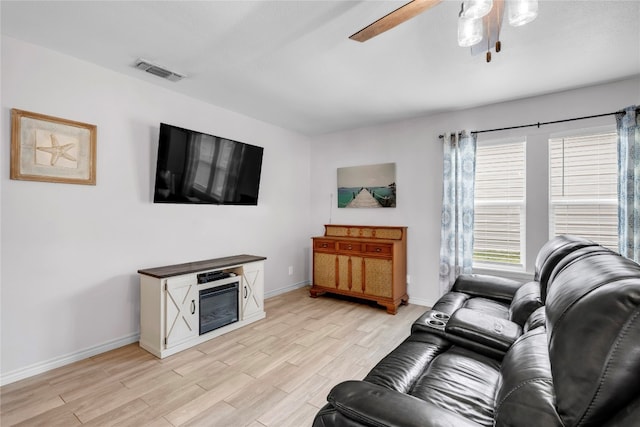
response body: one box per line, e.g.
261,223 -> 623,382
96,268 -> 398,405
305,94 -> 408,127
534,235 -> 599,299
541,245 -> 613,303
545,251 -> 640,427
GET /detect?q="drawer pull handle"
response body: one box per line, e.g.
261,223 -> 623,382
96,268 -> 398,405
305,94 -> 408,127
375,248 -> 381,252
347,245 -> 352,250
321,243 -> 327,248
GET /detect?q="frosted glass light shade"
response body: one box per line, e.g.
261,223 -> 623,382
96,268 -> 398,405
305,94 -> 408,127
508,0 -> 538,27
458,15 -> 483,47
462,0 -> 493,19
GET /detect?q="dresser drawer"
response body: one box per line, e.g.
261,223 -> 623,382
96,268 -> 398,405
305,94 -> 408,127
364,243 -> 392,256
337,242 -> 362,253
314,239 -> 336,251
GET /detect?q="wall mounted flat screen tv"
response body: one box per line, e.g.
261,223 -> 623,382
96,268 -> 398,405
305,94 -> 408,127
154,123 -> 263,205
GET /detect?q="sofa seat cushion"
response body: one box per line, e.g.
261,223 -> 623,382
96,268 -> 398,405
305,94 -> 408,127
410,346 -> 501,426
365,333 -> 501,427
364,332 -> 450,393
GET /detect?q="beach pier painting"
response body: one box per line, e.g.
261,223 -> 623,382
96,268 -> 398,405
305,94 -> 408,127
337,163 -> 396,208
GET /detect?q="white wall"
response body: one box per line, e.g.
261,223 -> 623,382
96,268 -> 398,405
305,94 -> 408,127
0,36 -> 312,383
310,76 -> 640,307
2,33 -> 638,385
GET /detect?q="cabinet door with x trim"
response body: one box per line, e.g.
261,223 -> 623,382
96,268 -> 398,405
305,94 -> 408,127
242,262 -> 264,319
164,275 -> 198,348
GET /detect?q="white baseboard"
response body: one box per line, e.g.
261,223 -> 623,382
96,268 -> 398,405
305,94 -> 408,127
1,283 -> 309,386
265,281 -> 310,299
0,333 -> 140,386
406,297 -> 433,308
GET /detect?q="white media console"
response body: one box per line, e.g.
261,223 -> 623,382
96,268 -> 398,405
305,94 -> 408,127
138,254 -> 266,358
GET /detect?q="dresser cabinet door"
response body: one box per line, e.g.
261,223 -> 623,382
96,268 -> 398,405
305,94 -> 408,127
364,258 -> 393,297
314,252 -> 337,287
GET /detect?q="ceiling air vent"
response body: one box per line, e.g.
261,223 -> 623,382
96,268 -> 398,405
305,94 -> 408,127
134,59 -> 185,82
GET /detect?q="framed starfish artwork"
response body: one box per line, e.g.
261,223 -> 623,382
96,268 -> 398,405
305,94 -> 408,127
10,109 -> 96,185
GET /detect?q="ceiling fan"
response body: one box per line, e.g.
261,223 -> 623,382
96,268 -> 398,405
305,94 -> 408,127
349,0 -> 443,43
349,0 -> 538,62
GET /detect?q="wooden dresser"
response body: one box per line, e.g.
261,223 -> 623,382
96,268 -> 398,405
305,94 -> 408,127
310,224 -> 408,314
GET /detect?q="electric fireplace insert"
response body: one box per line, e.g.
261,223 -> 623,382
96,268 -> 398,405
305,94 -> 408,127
199,282 -> 239,335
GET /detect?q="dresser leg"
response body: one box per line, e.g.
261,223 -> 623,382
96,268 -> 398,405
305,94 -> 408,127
309,286 -> 325,298
385,303 -> 399,315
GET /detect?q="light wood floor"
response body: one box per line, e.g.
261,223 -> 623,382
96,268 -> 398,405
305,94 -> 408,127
0,286 -> 427,426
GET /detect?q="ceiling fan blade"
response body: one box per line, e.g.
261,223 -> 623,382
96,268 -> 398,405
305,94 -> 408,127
349,0 -> 443,42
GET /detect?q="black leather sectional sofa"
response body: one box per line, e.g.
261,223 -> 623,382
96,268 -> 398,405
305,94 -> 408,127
312,236 -> 640,427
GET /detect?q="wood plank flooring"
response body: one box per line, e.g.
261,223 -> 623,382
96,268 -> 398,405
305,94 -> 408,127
0,286 -> 427,426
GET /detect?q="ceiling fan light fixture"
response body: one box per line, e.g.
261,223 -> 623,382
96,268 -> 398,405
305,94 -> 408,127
508,0 -> 538,27
461,0 -> 493,19
458,14 -> 483,47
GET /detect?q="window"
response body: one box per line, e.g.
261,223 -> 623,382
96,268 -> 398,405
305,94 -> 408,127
549,131 -> 618,249
474,140 -> 526,267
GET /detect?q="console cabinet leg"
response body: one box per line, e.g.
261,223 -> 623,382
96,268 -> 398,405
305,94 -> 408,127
309,287 -> 325,298
384,302 -> 399,315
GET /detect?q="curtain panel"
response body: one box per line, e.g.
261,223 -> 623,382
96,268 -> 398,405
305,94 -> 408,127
439,131 -> 476,295
616,105 -> 640,262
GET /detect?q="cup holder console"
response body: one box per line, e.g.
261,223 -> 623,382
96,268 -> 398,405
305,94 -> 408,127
423,310 -> 450,331
427,319 -> 446,328
432,312 -> 450,321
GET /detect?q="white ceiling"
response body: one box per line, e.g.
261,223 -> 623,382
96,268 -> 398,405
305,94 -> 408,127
2,1 -> 639,136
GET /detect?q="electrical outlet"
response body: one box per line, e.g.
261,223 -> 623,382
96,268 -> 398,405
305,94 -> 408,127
407,274 -> 411,284
288,266 -> 294,276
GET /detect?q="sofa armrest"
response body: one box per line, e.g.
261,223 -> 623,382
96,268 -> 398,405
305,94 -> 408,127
451,274 -> 522,302
445,308 -> 522,353
325,380 -> 482,427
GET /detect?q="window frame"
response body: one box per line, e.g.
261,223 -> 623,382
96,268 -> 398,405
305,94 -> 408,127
547,125 -> 619,250
473,137 -> 527,272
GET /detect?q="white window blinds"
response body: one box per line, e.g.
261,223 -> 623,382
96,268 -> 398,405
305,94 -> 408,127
474,141 -> 526,266
549,132 -> 618,249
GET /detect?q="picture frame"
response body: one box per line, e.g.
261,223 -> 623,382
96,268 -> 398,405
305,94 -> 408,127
337,162 -> 396,208
10,109 -> 96,185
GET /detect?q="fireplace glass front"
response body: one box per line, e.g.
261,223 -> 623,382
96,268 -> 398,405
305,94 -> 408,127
199,282 -> 239,335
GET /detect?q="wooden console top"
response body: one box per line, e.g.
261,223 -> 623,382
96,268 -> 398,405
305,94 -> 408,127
138,254 -> 266,278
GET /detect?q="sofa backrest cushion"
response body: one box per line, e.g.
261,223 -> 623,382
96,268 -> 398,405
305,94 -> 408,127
545,251 -> 640,427
494,327 -> 562,427
534,235 -> 599,302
